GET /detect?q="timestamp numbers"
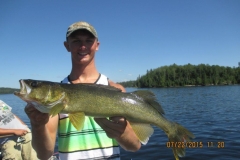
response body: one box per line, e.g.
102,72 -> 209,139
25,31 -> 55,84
207,142 -> 225,148
166,141 -> 225,148
166,142 -> 203,148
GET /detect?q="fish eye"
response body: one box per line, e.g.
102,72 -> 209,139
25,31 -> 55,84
30,81 -> 38,87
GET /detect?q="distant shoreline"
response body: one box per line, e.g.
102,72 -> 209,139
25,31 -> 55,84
121,83 -> 240,88
0,87 -> 19,94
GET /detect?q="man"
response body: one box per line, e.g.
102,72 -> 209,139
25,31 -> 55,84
25,21 -> 141,160
0,100 -> 38,160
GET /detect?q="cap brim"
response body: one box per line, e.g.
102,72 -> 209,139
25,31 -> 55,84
66,28 -> 97,38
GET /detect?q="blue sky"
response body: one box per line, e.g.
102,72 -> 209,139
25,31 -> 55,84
1,0 -> 239,88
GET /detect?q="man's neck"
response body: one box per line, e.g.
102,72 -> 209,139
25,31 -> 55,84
69,63 -> 99,84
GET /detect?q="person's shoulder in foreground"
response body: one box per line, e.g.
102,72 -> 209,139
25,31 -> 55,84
0,100 -> 38,160
0,100 -> 28,136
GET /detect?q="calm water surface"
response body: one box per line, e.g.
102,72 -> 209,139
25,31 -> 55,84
0,85 -> 239,160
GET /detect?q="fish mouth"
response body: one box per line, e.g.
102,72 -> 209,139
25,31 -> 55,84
14,80 -> 32,98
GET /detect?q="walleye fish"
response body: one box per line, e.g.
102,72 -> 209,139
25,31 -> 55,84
14,79 -> 194,160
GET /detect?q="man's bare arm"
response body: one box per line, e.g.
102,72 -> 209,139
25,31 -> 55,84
25,103 -> 58,160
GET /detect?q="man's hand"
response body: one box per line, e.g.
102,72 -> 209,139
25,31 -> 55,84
24,103 -> 49,127
94,116 -> 127,139
94,116 -> 141,152
24,103 -> 58,160
13,129 -> 28,136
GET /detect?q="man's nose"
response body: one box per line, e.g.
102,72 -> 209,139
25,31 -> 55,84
79,42 -> 87,50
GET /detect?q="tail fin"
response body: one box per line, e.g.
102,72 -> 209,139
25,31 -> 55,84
167,122 -> 195,160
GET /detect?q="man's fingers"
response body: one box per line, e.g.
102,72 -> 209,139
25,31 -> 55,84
25,103 -> 37,114
22,131 -> 27,136
94,118 -> 120,138
109,116 -> 126,125
94,118 -> 114,127
94,117 -> 127,126
24,103 -> 50,126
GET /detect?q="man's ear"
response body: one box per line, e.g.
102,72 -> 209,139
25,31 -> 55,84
96,41 -> 100,51
64,41 -> 70,52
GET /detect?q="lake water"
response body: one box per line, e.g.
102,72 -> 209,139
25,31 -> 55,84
0,85 -> 239,160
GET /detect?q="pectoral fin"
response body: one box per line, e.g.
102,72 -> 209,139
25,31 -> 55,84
49,104 -> 65,117
129,122 -> 154,145
69,112 -> 85,131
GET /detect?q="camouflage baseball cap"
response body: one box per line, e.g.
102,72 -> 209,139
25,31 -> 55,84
66,21 -> 98,38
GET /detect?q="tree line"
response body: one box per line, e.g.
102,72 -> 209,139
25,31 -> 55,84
119,64 -> 240,88
0,87 -> 19,94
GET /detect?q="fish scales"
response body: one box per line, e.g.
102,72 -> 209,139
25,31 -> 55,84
14,79 -> 195,160
59,83 -> 161,123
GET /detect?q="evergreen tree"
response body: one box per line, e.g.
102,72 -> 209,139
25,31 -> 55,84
119,64 -> 240,88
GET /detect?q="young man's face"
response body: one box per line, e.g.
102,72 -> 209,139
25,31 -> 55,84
64,30 -> 99,65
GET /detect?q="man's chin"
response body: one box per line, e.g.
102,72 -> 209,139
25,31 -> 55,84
76,58 -> 93,65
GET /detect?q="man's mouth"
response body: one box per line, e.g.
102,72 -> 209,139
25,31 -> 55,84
78,52 -> 88,56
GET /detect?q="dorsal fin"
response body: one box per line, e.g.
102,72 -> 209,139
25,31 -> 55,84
74,83 -> 122,92
131,90 -> 164,114
94,84 -> 122,92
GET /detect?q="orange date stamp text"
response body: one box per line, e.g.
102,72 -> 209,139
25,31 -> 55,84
166,141 -> 203,148
166,141 -> 225,148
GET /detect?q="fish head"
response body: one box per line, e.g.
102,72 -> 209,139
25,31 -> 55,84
14,79 -> 64,107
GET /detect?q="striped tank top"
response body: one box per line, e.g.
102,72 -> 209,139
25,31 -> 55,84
58,74 -> 120,160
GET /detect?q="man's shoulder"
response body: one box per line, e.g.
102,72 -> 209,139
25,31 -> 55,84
108,80 -> 126,92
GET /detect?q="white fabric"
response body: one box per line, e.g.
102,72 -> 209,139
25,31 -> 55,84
96,74 -> 109,85
59,74 -> 120,160
61,74 -> 109,85
61,77 -> 69,84
59,147 -> 120,160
